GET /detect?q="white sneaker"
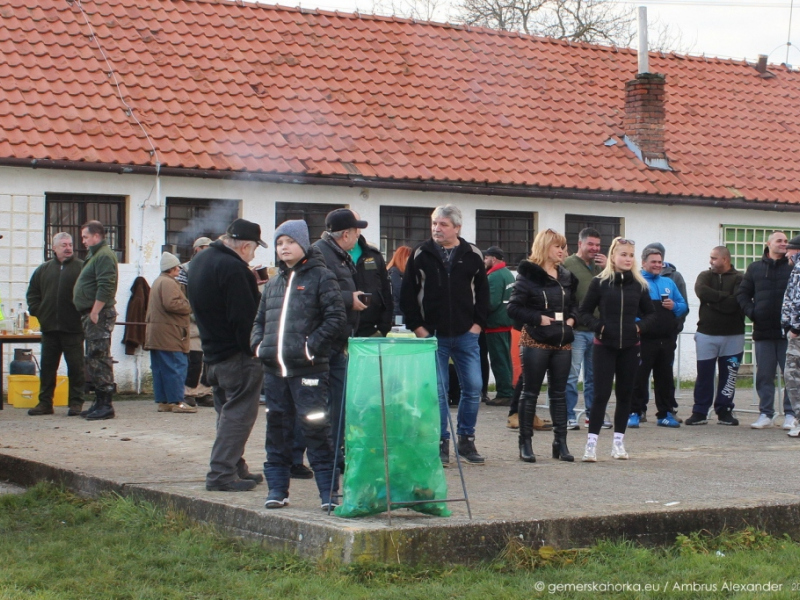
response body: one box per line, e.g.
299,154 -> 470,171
611,440 -> 629,460
567,419 -> 579,430
751,414 -> 774,429
788,425 -> 800,438
582,441 -> 597,462
602,419 -> 613,429
584,418 -> 590,428
782,415 -> 797,430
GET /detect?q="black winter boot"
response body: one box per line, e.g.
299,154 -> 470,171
457,435 -> 485,464
79,396 -> 98,418
86,390 -> 115,421
550,390 -> 573,461
28,402 -> 54,416
439,438 -> 450,467
518,390 -> 536,462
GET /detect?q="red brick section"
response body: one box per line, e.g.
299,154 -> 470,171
1,0 -> 800,204
624,73 -> 666,162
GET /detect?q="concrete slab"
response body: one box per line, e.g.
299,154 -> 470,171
2,395 -> 800,564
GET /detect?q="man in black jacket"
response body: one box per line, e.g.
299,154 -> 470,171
737,231 -> 795,430
350,228 -> 393,337
188,219 -> 265,492
25,232 -> 85,416
400,204 -> 490,465
313,209 -> 368,453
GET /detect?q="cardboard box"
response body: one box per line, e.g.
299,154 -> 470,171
8,375 -> 69,408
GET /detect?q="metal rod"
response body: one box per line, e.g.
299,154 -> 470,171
378,346 -> 393,526
328,355 -> 348,516
438,358 -> 472,520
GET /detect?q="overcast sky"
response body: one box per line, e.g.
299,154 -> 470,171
274,0 -> 800,66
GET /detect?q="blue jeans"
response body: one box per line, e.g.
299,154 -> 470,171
435,332 -> 482,439
566,331 -> 594,420
150,350 -> 188,404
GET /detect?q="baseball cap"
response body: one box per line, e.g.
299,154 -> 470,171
226,219 -> 267,248
484,246 -> 504,260
325,209 -> 368,232
192,236 -> 212,249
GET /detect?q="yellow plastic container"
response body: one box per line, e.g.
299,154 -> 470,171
8,375 -> 68,408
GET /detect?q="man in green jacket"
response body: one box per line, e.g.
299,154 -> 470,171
483,247 -> 515,405
73,220 -> 119,420
26,232 -> 85,416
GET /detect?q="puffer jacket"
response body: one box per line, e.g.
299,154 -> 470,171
251,247 -> 346,377
313,232 -> 358,351
352,235 -> 393,337
145,273 -> 192,353
579,271 -> 656,349
737,249 -> 792,340
507,260 -> 578,347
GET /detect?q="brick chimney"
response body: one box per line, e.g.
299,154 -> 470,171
623,72 -> 669,169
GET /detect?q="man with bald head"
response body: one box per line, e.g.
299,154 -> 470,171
686,246 -> 745,425
737,232 -> 796,429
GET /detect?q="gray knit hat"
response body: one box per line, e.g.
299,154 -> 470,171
160,251 -> 180,272
274,220 -> 311,253
642,242 -> 665,261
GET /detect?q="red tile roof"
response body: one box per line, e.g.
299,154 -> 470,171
2,0 -> 800,205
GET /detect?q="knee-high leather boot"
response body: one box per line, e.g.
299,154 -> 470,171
518,391 -> 536,463
550,392 -> 574,462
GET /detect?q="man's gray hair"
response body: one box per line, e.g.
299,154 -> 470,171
431,204 -> 462,228
329,230 -> 346,240
220,234 -> 254,251
52,232 -> 72,245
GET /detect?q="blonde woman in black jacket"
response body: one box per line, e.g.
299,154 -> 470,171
578,237 -> 656,462
507,229 -> 578,463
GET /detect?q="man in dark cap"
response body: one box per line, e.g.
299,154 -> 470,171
188,218 -> 266,492
313,208 -> 369,455
481,246 -> 515,406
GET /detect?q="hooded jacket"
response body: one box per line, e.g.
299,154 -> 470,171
579,271 -> 656,349
187,240 -> 260,364
400,237 -> 489,337
145,273 -> 192,353
26,256 -> 84,334
486,260 -> 516,332
313,232 -> 358,351
640,270 -> 688,339
737,249 -> 792,340
695,267 -> 744,336
251,247 -> 346,377
507,260 -> 578,347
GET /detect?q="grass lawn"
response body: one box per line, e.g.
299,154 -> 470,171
1,483 -> 798,599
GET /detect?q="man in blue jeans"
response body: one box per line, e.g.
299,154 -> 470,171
563,228 -> 611,429
401,204 -> 490,465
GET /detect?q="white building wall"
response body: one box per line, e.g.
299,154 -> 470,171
2,164 -> 800,393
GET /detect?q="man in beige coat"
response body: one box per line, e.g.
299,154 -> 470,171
145,252 -> 195,413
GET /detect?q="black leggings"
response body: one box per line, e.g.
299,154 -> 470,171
589,343 -> 641,435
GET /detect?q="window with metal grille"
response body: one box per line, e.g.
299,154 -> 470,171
475,210 -> 535,267
45,193 -> 127,262
276,202 -> 346,246
165,198 -> 240,263
723,225 -> 800,365
380,206 -> 435,258
564,214 -> 622,255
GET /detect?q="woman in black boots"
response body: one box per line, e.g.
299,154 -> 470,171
507,229 -> 578,463
578,237 -> 655,462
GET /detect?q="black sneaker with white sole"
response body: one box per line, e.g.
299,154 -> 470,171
716,409 -> 739,426
684,412 -> 709,426
265,492 -> 289,509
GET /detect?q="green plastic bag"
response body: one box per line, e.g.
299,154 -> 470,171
335,338 -> 451,518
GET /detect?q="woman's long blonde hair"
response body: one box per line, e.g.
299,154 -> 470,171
597,237 -> 648,289
529,228 -> 567,266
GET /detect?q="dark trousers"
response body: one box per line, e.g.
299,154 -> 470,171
327,351 -> 348,451
479,332 -> 490,395
185,350 -> 204,388
487,331 -> 514,398
205,352 -> 262,486
693,354 -> 741,415
632,337 -> 676,419
589,343 -> 641,435
263,371 -> 337,501
39,331 -> 85,407
519,346 -> 571,440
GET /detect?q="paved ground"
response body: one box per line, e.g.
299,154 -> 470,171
2,392 -> 799,561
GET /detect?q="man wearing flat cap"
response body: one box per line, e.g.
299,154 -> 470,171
481,246 -> 515,406
188,219 -> 266,492
313,208 -> 369,456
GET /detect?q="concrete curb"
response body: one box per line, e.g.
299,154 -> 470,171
4,452 -> 800,564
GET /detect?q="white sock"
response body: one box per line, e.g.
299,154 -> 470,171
613,432 -> 624,443
587,433 -> 599,446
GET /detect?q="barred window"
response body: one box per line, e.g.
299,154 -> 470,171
276,202 -> 346,245
165,198 -> 240,263
476,210 -> 535,267
45,193 -> 126,262
380,206 -> 434,258
564,214 -> 622,255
